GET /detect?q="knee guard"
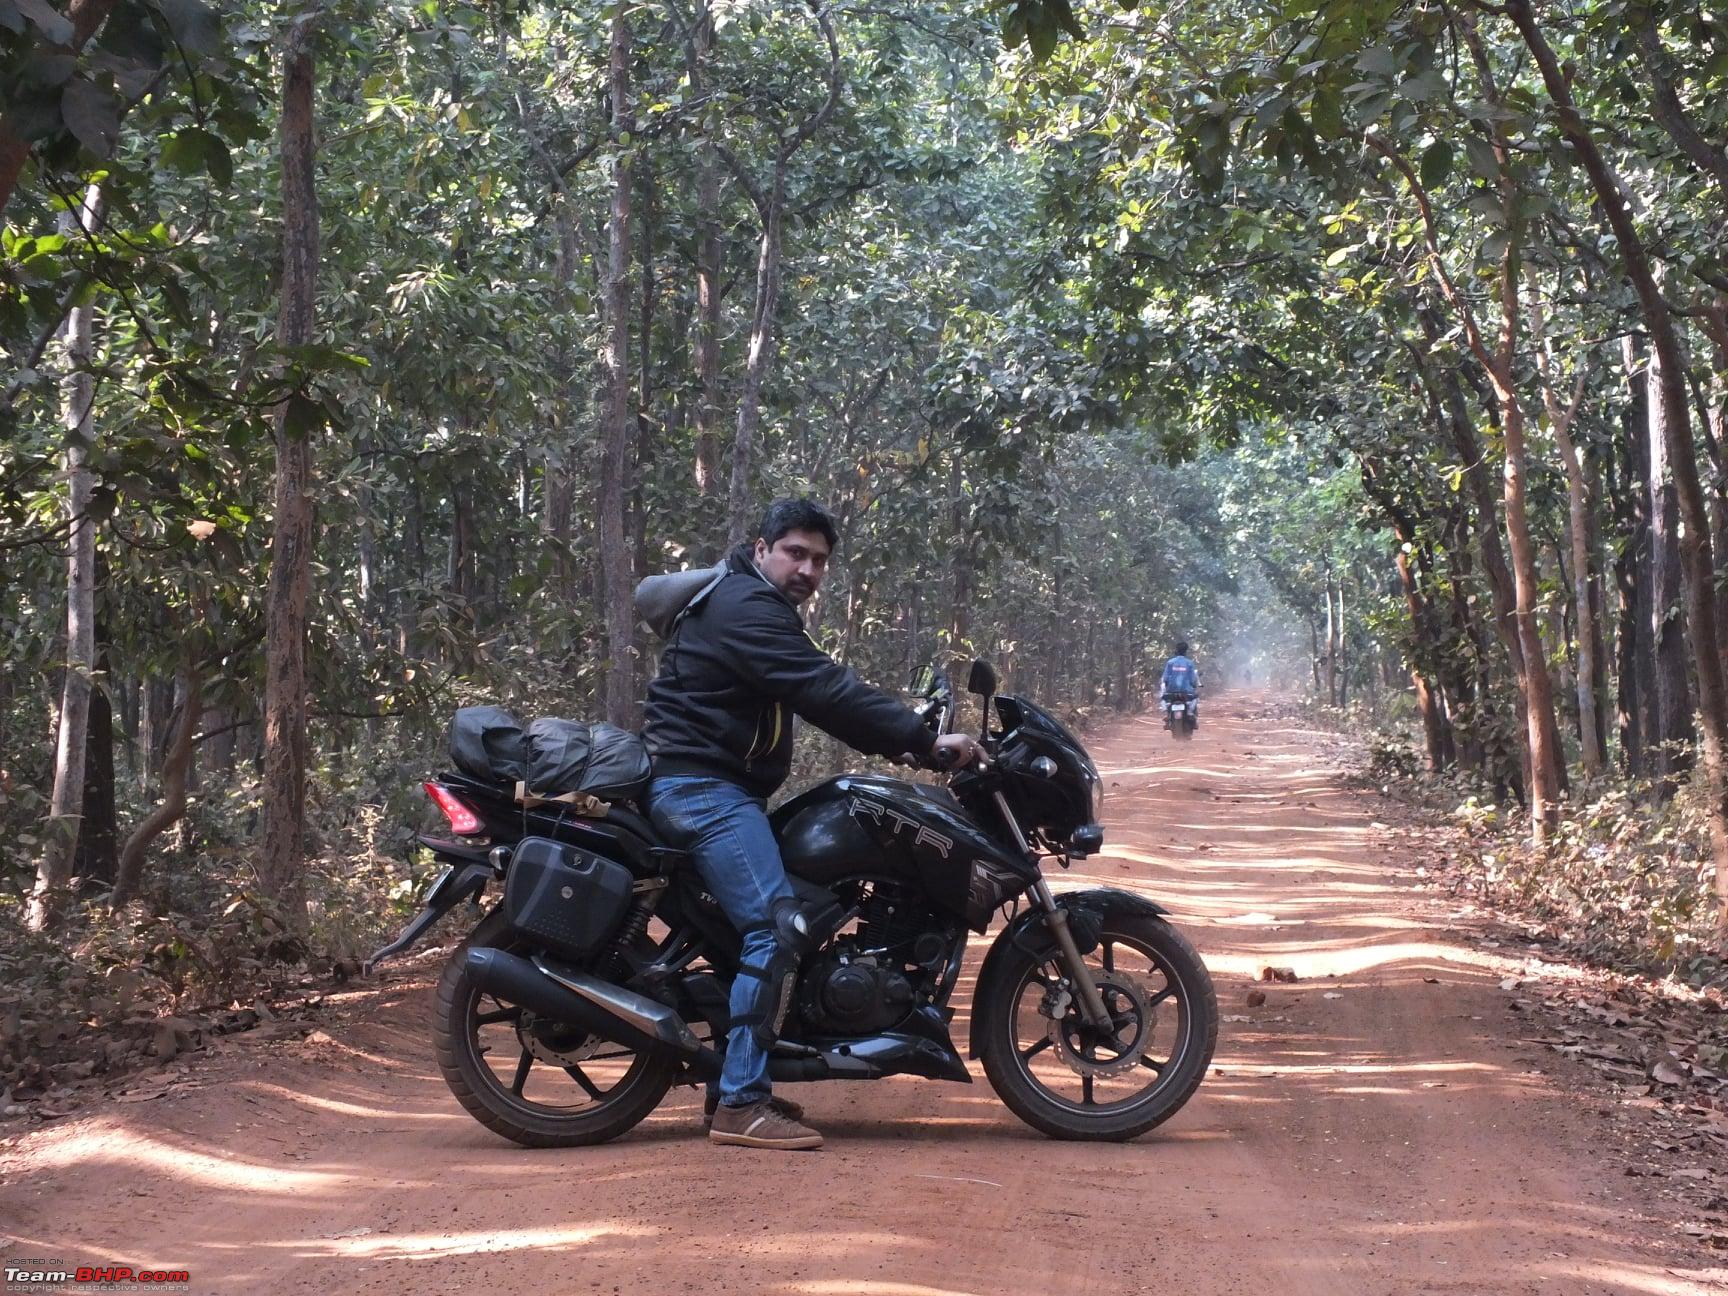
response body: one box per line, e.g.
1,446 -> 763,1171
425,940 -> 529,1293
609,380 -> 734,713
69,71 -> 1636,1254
734,896 -> 821,1048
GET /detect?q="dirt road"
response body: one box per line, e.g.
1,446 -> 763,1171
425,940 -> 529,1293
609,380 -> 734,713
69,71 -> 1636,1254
3,693 -> 1719,1294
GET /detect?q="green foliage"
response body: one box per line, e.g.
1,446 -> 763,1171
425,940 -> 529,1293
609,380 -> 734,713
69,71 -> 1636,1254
2,0 -> 1724,1070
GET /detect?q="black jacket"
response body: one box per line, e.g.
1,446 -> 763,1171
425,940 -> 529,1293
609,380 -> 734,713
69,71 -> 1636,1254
641,546 -> 936,797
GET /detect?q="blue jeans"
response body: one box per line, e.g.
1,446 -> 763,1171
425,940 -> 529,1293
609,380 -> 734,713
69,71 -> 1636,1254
645,775 -> 793,1108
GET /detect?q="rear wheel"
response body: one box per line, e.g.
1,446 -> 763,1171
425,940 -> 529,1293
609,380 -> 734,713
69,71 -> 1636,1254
978,913 -> 1216,1141
432,939 -> 678,1148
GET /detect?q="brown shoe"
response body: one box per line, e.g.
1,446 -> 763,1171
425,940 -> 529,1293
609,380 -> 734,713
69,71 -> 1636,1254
702,1092 -> 804,1130
709,1098 -> 823,1150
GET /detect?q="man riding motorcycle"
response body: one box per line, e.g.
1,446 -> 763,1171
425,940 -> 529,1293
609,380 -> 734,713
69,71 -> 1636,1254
1160,641 -> 1201,730
638,498 -> 981,1150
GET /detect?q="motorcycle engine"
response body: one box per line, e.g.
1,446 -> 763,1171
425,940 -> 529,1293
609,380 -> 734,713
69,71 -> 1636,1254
797,947 -> 916,1034
795,882 -> 946,1036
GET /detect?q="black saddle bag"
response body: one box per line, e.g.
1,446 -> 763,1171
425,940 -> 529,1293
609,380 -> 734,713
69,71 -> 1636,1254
503,837 -> 635,961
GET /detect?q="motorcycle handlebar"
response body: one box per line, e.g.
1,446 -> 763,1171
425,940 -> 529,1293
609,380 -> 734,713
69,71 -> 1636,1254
892,742 -> 987,773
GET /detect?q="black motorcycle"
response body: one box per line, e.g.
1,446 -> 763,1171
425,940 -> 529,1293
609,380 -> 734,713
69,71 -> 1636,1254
369,661 -> 1217,1144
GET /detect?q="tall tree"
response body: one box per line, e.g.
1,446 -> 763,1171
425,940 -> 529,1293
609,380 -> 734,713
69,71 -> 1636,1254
686,0 -> 725,504
1503,0 -> 1728,928
597,0 -> 639,728
1370,99 -> 1564,840
716,3 -> 843,544
1645,332 -> 1696,794
1529,292 -> 1606,775
257,12 -> 322,923
27,185 -> 104,931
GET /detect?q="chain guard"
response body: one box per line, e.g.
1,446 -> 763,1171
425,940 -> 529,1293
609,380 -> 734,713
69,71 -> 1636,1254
1046,969 -> 1157,1078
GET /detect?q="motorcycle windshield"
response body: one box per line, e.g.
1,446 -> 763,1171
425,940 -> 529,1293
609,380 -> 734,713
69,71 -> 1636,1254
997,695 -> 1104,816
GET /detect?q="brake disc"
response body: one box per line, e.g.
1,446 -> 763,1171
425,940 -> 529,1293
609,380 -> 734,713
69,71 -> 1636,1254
1047,970 -> 1157,1078
516,1010 -> 603,1066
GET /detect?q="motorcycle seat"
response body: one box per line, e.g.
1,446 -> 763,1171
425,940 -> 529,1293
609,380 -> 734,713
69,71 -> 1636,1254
603,802 -> 661,846
603,803 -> 697,874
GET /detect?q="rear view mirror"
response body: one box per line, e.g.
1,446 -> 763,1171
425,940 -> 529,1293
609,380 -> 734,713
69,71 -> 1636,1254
967,659 -> 999,698
908,666 -> 938,698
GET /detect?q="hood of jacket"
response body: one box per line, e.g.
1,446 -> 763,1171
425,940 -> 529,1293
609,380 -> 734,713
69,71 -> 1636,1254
633,554 -> 736,641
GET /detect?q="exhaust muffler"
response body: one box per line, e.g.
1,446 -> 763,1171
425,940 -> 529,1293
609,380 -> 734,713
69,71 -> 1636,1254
463,947 -> 720,1079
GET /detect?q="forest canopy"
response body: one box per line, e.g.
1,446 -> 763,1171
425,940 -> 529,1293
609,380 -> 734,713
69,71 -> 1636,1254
3,0 -> 1726,1011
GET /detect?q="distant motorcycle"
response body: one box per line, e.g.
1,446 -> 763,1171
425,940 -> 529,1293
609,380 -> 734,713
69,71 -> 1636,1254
370,660 -> 1218,1146
1162,693 -> 1198,740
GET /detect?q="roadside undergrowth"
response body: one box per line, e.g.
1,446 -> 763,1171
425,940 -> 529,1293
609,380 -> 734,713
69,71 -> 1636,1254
1326,702 -> 1723,991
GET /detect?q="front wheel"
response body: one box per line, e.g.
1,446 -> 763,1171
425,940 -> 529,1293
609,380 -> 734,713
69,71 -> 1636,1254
978,913 -> 1216,1141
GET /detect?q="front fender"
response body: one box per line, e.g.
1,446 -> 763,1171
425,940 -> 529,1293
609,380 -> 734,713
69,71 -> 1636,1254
967,887 -> 1169,1059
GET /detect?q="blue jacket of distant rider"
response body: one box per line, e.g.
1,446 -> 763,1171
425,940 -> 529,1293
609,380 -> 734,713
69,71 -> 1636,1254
1161,655 -> 1200,699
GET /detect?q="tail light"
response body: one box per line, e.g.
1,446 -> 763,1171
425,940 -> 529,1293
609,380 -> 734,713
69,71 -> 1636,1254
424,781 -> 484,835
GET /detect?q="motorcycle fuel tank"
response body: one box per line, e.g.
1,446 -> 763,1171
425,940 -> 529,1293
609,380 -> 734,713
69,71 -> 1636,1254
771,775 -> 1033,931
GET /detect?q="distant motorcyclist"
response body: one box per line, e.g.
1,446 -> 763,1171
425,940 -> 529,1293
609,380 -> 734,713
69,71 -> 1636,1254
1160,641 -> 1201,728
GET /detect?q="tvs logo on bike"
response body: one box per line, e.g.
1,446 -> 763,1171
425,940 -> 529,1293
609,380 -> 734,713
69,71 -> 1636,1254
846,797 -> 954,859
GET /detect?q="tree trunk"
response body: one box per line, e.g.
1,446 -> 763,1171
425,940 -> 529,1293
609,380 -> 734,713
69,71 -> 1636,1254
137,674 -> 158,787
597,3 -> 638,728
1614,336 -> 1654,777
111,662 -> 201,910
1440,509 -> 1486,770
946,452 -> 974,687
447,475 -> 473,605
726,175 -> 786,545
205,701 -> 237,779
75,626 -> 118,887
257,16 -> 321,923
1323,567 -> 1338,704
1334,575 -> 1348,707
718,4 -> 840,545
1310,615 -> 1323,695
28,185 -> 103,931
1396,549 -> 1450,772
547,199 -> 579,599
1414,313 -> 1539,766
633,162 -> 657,697
1508,0 -> 1728,931
356,452 -> 378,653
1697,304 -> 1728,697
1646,332 -> 1696,796
1380,90 -> 1563,836
1531,295 -> 1606,773
690,4 -> 724,505
1494,330 -> 1565,839
1115,617 -> 1131,709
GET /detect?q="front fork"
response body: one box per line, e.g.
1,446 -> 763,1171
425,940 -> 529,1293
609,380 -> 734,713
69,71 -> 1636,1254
992,791 -> 1113,1029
